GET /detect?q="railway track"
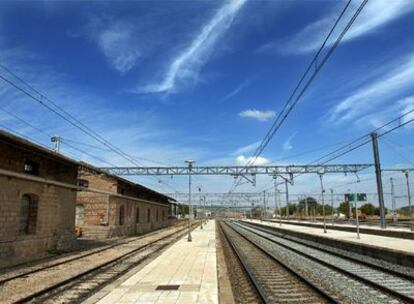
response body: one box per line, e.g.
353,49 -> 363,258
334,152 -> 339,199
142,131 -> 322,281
0,223 -> 196,304
219,221 -> 333,303
229,220 -> 414,303
216,221 -> 262,303
0,221 -> 188,285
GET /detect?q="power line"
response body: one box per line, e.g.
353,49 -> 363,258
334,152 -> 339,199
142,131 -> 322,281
0,64 -> 180,193
229,0 -> 367,194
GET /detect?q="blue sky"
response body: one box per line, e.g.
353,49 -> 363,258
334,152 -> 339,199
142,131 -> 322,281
0,0 -> 413,205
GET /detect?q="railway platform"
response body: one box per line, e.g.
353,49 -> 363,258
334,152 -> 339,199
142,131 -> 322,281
92,220 -> 218,304
243,219 -> 414,257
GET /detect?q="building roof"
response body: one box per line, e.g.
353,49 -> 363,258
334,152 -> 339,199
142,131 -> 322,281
0,129 -> 176,203
0,129 -> 79,166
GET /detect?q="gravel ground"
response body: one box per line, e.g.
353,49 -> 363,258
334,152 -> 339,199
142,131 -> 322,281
221,221 -> 329,304
216,222 -> 261,303
242,221 -> 414,279
228,221 -> 404,304
236,222 -> 414,300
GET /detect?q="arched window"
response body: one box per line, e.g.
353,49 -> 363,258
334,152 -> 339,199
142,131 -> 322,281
19,194 -> 38,235
119,205 -> 125,225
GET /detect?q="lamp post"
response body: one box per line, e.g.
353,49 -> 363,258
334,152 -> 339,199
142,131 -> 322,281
319,173 -> 327,233
185,159 -> 195,242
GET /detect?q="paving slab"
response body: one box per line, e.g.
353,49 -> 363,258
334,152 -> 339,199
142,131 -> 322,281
96,220 -> 218,304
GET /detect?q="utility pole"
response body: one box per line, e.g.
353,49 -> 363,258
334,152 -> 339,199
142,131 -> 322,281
319,173 -> 327,233
305,196 -> 308,220
273,175 -> 278,221
330,188 -> 335,226
51,136 -> 61,153
405,170 -> 413,231
203,195 -> 206,223
199,187 -> 203,229
347,188 -> 353,221
185,159 -> 195,242
285,179 -> 290,221
390,177 -> 397,223
263,191 -> 266,221
371,132 -> 386,228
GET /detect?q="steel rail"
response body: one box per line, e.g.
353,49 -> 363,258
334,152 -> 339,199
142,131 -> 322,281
0,222 -> 187,285
11,224 -> 196,303
240,220 -> 414,281
218,221 -> 265,304
235,221 -> 414,303
220,221 -> 338,303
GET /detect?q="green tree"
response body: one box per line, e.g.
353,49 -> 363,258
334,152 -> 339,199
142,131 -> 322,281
360,203 -> 376,216
338,201 -> 351,218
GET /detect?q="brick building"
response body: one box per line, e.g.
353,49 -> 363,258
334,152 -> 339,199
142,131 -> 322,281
76,163 -> 177,238
0,130 -> 78,264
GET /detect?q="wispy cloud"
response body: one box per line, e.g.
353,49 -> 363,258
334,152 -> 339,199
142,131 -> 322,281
220,78 -> 250,102
95,20 -> 141,74
329,54 -> 414,124
236,155 -> 269,166
261,0 -> 414,55
232,141 -> 260,155
400,96 -> 414,128
239,109 -> 275,122
282,132 -> 297,151
138,0 -> 247,94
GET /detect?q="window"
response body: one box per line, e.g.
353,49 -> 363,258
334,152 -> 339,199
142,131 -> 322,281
156,208 -> 159,222
77,179 -> 89,188
136,207 -> 140,224
24,160 -> 39,176
147,208 -> 150,223
162,210 -> 165,221
119,205 -> 125,225
19,194 -> 38,234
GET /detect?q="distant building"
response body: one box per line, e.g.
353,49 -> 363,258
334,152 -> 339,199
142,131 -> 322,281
76,162 -> 177,238
0,130 -> 78,264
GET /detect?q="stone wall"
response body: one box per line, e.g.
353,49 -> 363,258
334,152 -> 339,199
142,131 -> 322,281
0,176 -> 77,261
0,132 -> 78,264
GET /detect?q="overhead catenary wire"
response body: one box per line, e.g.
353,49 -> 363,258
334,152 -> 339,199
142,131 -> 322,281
0,65 -> 181,193
249,108 -> 414,198
229,0 -> 368,195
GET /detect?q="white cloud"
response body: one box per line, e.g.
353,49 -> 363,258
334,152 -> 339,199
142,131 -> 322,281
329,54 -> 414,124
399,96 -> 414,128
236,155 -> 270,166
232,141 -> 260,155
282,132 -> 297,152
274,0 -> 414,54
239,109 -> 275,122
95,21 -> 141,74
139,0 -> 247,94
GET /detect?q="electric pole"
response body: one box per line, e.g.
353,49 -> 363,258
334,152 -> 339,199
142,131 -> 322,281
371,132 -> 386,228
390,177 -> 397,223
